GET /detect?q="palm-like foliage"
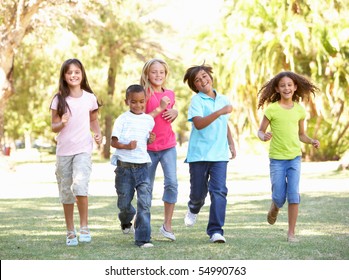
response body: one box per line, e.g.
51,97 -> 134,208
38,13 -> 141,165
194,0 -> 349,160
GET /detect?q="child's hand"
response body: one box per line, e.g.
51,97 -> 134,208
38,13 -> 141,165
127,140 -> 137,150
311,139 -> 320,149
220,105 -> 233,115
162,108 -> 178,122
264,132 -> 273,142
94,133 -> 102,145
61,113 -> 69,125
229,145 -> 236,159
160,96 -> 171,110
148,132 -> 156,144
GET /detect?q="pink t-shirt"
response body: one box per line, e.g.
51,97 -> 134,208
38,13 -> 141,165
146,89 -> 176,151
50,91 -> 99,156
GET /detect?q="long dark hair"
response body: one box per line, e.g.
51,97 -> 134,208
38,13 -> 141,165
50,58 -> 100,117
257,71 -> 319,109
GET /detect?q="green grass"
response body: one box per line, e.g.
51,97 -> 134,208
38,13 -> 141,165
1,192 -> 348,260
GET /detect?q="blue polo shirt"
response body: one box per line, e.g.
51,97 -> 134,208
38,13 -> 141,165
186,91 -> 230,162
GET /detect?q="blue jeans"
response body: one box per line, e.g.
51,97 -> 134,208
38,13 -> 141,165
269,156 -> 301,208
114,165 -> 152,245
148,147 -> 178,204
188,161 -> 228,237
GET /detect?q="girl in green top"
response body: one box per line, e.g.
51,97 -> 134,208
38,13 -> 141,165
257,71 -> 320,243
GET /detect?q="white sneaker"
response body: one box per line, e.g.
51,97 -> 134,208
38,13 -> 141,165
139,243 -> 154,248
121,223 -> 135,234
210,233 -> 226,243
66,230 -> 78,246
79,226 -> 91,243
159,225 -> 176,241
184,208 -> 198,227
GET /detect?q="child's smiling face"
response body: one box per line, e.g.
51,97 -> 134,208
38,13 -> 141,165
148,61 -> 166,91
125,91 -> 146,115
193,70 -> 213,94
275,76 -> 297,101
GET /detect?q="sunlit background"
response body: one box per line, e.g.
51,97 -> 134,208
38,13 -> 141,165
1,0 -> 349,164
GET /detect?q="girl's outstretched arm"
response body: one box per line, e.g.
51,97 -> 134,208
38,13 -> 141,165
258,115 -> 272,142
90,109 -> 102,145
298,120 -> 320,148
51,110 -> 69,133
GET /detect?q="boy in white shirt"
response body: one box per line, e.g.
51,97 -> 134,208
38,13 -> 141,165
111,84 -> 155,248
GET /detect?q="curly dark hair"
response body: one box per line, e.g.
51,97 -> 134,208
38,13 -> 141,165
257,71 -> 319,109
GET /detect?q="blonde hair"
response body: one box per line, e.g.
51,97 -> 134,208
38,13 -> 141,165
140,58 -> 169,99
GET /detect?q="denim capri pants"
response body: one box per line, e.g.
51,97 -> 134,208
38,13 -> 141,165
269,156 -> 301,208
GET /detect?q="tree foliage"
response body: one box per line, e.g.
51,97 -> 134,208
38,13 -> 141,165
1,0 -> 348,162
194,0 -> 349,160
64,0 -> 171,158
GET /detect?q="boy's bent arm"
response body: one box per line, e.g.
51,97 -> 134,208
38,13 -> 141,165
227,124 -> 236,159
111,136 -> 137,150
192,105 -> 232,130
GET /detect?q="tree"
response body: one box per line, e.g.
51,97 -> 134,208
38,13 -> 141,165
68,0 -> 167,158
0,0 -> 73,151
194,0 -> 349,160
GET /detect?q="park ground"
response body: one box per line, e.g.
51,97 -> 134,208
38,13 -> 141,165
1,145 -> 348,279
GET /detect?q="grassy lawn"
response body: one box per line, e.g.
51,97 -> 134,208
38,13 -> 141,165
0,192 -> 348,260
1,149 -> 348,262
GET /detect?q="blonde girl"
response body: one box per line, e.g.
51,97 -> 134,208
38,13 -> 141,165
140,58 -> 178,241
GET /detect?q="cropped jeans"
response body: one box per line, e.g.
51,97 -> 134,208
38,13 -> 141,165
114,164 -> 152,246
148,147 -> 178,204
188,161 -> 228,238
269,156 -> 301,208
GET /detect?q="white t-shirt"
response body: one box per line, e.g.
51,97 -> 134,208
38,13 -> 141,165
50,91 -> 99,156
111,110 -> 155,165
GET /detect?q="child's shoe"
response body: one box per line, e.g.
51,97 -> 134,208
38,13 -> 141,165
184,208 -> 198,227
121,223 -> 135,234
139,242 -> 154,248
159,225 -> 176,241
66,230 -> 78,246
267,201 -> 279,225
79,226 -> 91,243
287,235 -> 299,243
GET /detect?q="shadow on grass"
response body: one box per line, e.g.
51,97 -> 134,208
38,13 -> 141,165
0,193 -> 348,260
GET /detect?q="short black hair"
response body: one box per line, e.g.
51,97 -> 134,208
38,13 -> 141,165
125,84 -> 145,99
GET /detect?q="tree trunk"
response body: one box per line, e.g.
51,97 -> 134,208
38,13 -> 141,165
102,53 -> 118,159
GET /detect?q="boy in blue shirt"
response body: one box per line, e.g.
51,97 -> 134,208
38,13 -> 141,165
183,64 -> 236,243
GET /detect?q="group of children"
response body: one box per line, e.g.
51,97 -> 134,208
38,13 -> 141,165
50,58 -> 320,248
